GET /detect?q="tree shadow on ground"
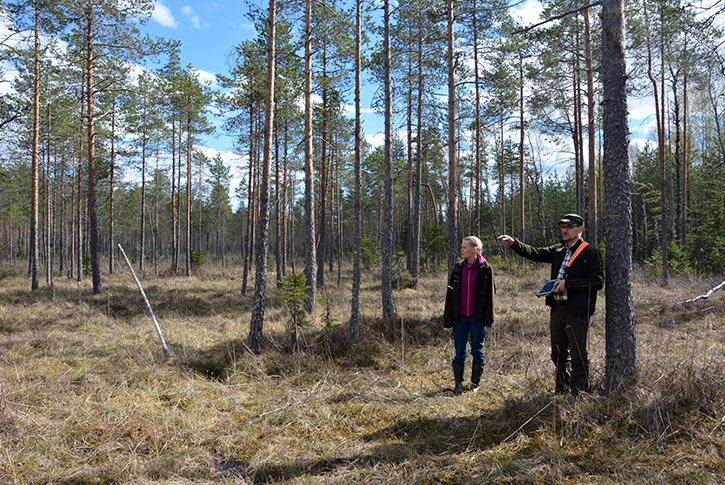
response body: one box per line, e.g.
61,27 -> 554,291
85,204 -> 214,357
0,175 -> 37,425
250,393 -> 560,483
250,442 -> 415,483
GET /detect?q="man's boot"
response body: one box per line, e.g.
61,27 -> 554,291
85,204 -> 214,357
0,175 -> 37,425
453,363 -> 465,395
471,363 -> 483,392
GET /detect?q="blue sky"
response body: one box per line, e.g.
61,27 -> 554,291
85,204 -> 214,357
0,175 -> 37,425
0,1 -> 657,204
140,0 -> 657,176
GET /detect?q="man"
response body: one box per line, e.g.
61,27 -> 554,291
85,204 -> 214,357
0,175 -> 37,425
497,214 -> 603,396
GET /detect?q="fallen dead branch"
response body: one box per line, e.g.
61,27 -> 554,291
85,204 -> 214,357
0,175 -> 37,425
679,279 -> 725,304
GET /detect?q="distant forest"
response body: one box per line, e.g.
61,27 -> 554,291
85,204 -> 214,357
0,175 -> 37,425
0,0 -> 723,294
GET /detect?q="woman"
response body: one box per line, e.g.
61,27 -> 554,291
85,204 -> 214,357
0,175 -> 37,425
443,236 -> 495,394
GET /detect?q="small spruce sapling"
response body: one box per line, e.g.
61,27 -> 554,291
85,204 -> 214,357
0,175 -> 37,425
279,273 -> 311,350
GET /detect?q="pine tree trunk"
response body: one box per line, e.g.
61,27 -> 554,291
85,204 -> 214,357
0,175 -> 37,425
602,0 -> 637,392
411,15 -> 423,290
109,99 -> 116,275
85,1 -> 101,294
303,0 -> 317,312
585,3 -> 598,247
519,52 -> 525,242
382,0 -> 394,326
185,105 -> 192,277
30,3 -> 40,291
248,0 -> 276,354
350,0 -> 362,344
446,0 -> 458,275
472,2 -> 482,238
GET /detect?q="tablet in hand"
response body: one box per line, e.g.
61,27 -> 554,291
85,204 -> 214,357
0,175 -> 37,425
537,279 -> 559,297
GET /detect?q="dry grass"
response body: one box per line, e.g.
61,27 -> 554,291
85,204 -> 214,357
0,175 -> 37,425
0,258 -> 724,484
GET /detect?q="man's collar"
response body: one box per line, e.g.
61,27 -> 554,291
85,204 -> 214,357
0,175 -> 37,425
564,238 -> 583,250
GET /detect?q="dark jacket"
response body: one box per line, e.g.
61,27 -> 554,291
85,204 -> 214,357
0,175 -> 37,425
510,238 -> 603,316
443,260 -> 495,328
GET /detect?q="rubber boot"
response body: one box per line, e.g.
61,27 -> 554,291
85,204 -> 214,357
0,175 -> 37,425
471,363 -> 483,392
453,363 -> 465,395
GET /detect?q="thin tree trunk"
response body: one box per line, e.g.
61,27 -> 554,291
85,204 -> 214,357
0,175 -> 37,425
519,51 -> 525,242
303,0 -> 317,312
585,3 -> 598,246
446,0 -> 458,275
350,0 -> 363,344
682,63 -> 688,246
109,98 -> 116,274
140,120 -> 146,272
248,0 -> 276,353
86,0 -> 102,294
382,0 -> 394,326
472,1 -> 482,237
185,103 -> 192,277
274,104 -> 282,287
30,1 -> 40,291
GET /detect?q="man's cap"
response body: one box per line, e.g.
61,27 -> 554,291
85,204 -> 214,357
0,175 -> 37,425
558,213 -> 584,226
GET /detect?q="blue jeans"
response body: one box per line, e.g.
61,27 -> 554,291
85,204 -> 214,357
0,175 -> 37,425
452,316 -> 487,365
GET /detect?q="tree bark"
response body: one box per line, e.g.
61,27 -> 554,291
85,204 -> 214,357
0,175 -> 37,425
86,0 -> 102,294
585,3 -> 598,246
382,0 -> 394,326
30,0 -> 40,291
248,0 -> 276,354
109,98 -> 116,275
350,0 -> 362,344
303,0 -> 317,312
602,0 -> 637,392
446,0 -> 458,275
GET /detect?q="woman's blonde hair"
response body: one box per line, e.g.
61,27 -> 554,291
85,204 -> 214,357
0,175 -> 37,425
462,236 -> 483,255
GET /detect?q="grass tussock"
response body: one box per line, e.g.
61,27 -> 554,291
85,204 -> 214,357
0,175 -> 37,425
0,260 -> 724,484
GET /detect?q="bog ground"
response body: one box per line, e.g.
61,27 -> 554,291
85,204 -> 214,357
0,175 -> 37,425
0,259 -> 724,484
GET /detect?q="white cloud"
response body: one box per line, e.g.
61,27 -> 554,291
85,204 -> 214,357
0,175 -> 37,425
365,132 -> 385,148
193,68 -> 218,88
182,6 -> 210,30
151,2 -> 178,28
342,104 -> 376,116
627,95 -> 656,122
510,0 -> 544,26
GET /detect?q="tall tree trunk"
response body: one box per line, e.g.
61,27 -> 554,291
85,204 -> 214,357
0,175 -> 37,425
671,69 -> 683,245
682,61 -> 688,246
140,126 -> 146,272
317,47 -> 328,289
382,0 -> 394,326
274,105 -> 282,287
499,114 -> 505,237
406,29 -> 414,272
519,51 -> 525,242
30,0 -> 40,291
585,3 -> 598,246
185,103 -> 192,277
282,118 -> 289,276
248,0 -> 276,354
472,2 -> 482,237
350,0 -> 362,344
645,0 -> 668,283
411,12 -> 424,289
602,0 -> 637,391
242,104 -> 255,295
446,0 -> 458,275
109,98 -> 116,274
303,0 -> 317,312
659,12 -> 668,283
86,0 -> 102,294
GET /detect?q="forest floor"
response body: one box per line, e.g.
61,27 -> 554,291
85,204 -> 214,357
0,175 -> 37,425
0,257 -> 724,484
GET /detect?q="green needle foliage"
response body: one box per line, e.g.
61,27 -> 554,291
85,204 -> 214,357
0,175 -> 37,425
279,273 -> 311,350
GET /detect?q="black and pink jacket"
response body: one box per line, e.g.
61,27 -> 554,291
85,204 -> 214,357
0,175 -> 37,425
443,256 -> 495,328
